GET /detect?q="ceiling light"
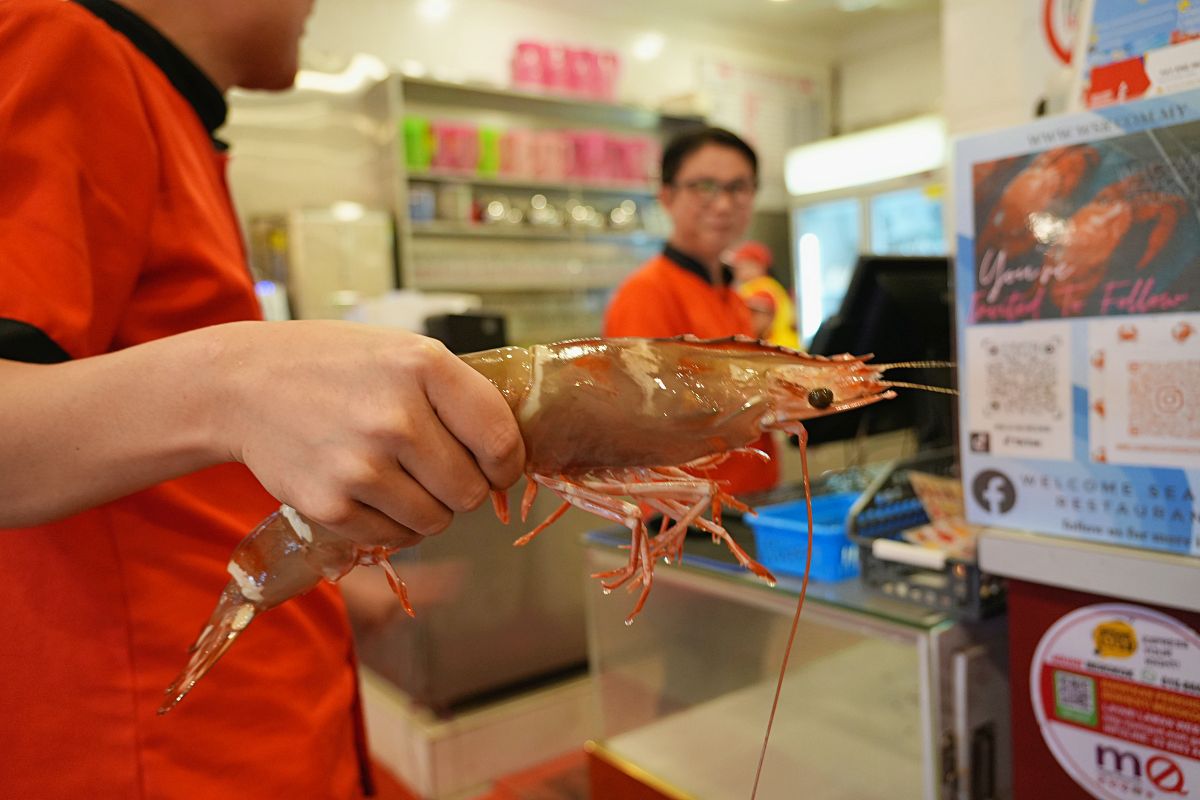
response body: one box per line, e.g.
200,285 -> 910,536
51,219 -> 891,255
417,0 -> 452,23
632,32 -> 665,61
330,201 -> 367,222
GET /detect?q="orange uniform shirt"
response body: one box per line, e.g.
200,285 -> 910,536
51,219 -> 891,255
0,2 -> 369,797
603,249 -> 779,495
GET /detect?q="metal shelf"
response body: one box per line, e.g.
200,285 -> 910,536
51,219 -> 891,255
408,221 -> 662,244
407,170 -> 658,196
398,75 -> 703,130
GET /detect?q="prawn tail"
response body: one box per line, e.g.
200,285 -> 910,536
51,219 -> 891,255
159,582 -> 258,714
160,506 -> 348,714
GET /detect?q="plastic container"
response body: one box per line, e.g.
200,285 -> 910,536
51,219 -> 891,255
477,126 -> 502,176
531,130 -> 569,180
402,115 -> 432,172
595,50 -> 620,101
430,122 -> 478,172
499,129 -> 534,177
511,40 -> 548,92
569,130 -> 610,182
746,491 -> 861,582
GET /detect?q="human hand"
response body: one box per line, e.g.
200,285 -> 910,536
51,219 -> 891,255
210,320 -> 525,548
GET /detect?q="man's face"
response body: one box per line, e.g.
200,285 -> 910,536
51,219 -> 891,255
659,143 -> 756,263
223,0 -> 315,91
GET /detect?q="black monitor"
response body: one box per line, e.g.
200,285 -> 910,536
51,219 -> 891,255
802,254 -> 955,449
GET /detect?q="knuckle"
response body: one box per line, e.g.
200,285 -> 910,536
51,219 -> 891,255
335,453 -> 384,493
409,336 -> 452,371
305,494 -> 357,529
479,422 -> 524,470
414,506 -> 452,537
374,412 -> 416,446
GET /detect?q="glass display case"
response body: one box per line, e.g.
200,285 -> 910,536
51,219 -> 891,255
583,495 -> 1011,800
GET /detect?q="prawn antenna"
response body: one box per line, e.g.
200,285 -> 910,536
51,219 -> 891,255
878,360 -> 956,371
882,380 -> 959,395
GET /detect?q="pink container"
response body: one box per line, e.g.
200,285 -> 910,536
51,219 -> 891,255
608,135 -> 655,183
606,135 -> 634,183
532,130 -> 569,181
499,129 -> 535,177
542,45 -> 569,94
571,130 -> 611,182
511,40 -> 548,93
596,51 -> 620,101
430,122 -> 478,172
642,138 -> 662,183
564,48 -> 600,98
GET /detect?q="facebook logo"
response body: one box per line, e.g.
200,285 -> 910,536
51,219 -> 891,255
971,470 -> 1016,514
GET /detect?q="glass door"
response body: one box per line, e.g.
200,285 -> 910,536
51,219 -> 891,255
792,197 -> 861,346
791,178 -> 947,348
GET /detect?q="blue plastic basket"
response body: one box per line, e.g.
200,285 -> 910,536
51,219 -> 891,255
745,491 -> 861,582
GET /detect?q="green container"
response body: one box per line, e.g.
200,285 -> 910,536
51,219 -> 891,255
403,115 -> 432,171
478,126 -> 502,176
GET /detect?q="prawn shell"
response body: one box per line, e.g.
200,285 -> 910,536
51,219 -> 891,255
512,335 -> 884,473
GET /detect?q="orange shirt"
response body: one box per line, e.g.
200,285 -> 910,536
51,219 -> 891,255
0,2 -> 367,797
604,249 -> 779,495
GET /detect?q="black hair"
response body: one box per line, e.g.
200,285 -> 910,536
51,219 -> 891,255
660,126 -> 757,186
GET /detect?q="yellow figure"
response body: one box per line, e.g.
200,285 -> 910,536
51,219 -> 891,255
729,241 -> 801,350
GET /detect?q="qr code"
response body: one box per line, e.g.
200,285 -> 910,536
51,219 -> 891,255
983,338 -> 1062,418
1128,361 -> 1200,439
1054,671 -> 1096,717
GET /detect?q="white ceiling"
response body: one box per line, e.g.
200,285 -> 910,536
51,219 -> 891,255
509,0 -> 940,48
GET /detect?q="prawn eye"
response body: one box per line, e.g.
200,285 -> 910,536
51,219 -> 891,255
807,387 -> 834,409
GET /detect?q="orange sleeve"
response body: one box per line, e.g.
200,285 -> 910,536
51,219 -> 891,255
603,269 -> 683,338
0,4 -> 158,359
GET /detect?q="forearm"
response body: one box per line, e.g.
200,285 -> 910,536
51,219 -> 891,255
0,325 -> 235,526
1,318 -> 526,544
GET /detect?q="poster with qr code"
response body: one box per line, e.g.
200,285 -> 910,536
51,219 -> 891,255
1089,314 -> 1200,469
1031,604 -> 1200,800
955,88 -> 1200,556
964,321 -> 1074,461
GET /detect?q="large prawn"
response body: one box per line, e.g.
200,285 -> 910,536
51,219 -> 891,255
160,335 -> 947,792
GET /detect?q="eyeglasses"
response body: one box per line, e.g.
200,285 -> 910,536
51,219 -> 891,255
672,177 -> 757,204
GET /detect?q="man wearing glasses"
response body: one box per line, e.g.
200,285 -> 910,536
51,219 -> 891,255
603,126 -> 777,495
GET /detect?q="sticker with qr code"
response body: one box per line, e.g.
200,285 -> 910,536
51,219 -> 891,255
965,322 -> 1073,460
1053,671 -> 1097,727
1089,314 -> 1200,468
1031,604 -> 1200,800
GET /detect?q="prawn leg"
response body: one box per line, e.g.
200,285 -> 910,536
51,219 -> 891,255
580,470 -> 774,587
529,473 -> 658,618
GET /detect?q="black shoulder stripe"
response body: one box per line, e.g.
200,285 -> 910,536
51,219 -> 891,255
72,0 -> 227,138
0,319 -> 71,363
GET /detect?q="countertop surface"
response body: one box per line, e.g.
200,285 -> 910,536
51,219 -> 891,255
584,468 -> 952,631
